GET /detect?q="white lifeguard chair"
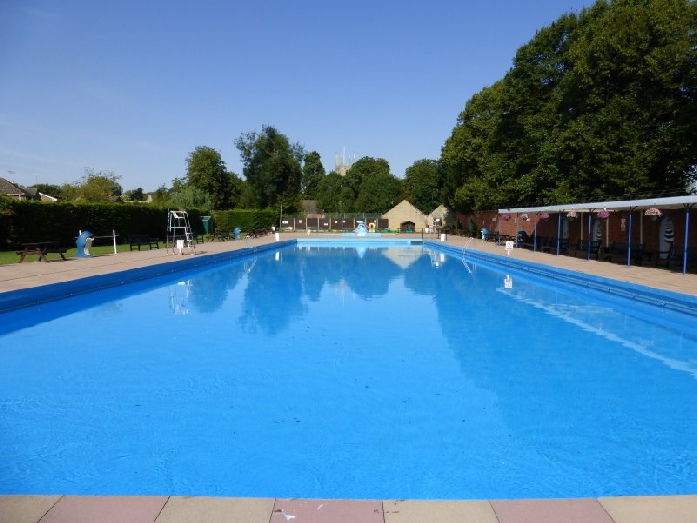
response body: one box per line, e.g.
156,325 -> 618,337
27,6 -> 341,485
167,210 -> 196,255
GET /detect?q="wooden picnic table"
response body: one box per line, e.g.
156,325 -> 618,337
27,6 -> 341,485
16,241 -> 67,262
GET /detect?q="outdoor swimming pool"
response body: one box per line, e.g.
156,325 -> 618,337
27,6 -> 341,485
1,240 -> 696,500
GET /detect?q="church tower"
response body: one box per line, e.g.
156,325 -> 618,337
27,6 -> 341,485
335,148 -> 355,176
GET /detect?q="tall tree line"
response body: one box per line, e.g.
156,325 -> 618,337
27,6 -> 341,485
441,0 -> 697,211
181,128 -> 411,215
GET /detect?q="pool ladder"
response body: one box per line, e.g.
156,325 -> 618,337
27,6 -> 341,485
461,238 -> 474,274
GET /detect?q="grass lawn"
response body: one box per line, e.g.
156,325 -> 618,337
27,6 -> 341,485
0,243 -> 134,265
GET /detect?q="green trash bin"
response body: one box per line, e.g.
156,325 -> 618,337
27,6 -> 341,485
200,216 -> 213,236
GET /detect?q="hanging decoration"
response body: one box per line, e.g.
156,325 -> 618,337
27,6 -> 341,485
645,208 -> 662,221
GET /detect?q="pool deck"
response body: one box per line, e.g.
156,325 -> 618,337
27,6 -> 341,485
1,233 -> 696,523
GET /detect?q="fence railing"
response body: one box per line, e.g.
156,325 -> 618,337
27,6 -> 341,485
278,216 -> 389,231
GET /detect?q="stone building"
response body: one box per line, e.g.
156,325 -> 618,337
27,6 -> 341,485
334,150 -> 354,176
382,200 -> 428,232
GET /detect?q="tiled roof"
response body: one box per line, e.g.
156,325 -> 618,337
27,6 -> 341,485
0,177 -> 26,196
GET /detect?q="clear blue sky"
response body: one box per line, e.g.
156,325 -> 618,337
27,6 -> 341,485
1,0 -> 595,192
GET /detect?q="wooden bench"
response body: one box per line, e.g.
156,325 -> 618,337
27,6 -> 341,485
602,241 -> 644,265
128,234 -> 159,251
16,241 -> 68,262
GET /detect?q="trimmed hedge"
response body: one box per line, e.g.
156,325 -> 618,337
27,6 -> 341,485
0,200 -> 205,249
209,209 -> 277,234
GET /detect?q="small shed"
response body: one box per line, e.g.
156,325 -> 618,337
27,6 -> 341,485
428,205 -> 455,229
382,200 -> 428,232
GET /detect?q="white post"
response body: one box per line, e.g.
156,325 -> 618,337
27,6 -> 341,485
113,229 -> 117,254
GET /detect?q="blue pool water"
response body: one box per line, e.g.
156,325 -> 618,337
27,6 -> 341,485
1,241 -> 696,500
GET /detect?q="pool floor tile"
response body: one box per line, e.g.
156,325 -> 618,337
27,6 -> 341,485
156,496 -> 275,523
0,495 -> 61,523
383,499 -> 499,522
599,495 -> 697,523
490,498 -> 616,523
39,496 -> 168,523
270,498 -> 383,522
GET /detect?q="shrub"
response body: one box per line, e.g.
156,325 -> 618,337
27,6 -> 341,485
0,201 -> 204,248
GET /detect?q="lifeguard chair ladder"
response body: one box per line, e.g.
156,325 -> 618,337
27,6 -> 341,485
167,210 -> 195,254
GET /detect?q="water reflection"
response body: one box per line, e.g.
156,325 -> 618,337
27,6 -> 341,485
176,244 -> 697,371
185,261 -> 247,314
169,281 -> 192,315
168,246 -> 434,335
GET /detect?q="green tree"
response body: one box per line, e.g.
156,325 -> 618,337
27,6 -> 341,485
59,183 -> 79,201
404,159 -> 442,213
227,172 -> 244,208
172,185 -> 212,209
235,125 -> 304,210
342,157 -> 389,208
76,168 -> 122,201
151,184 -> 172,206
172,177 -> 188,194
499,12 -> 579,205
553,0 -> 697,199
302,151 -> 325,198
441,82 -> 508,211
354,168 -> 404,213
185,146 -> 232,209
123,188 -> 145,202
440,0 -> 697,210
315,171 -> 354,212
237,179 -> 257,209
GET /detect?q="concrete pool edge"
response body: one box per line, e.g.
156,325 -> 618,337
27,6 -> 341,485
3,494 -> 697,522
0,241 -> 289,313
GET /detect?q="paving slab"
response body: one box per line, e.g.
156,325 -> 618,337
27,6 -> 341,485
40,496 -> 168,523
0,495 -> 61,523
453,237 -> 697,296
383,499 -> 499,523
270,499 -> 383,522
490,498 -> 616,523
599,495 -> 697,523
156,496 -> 275,522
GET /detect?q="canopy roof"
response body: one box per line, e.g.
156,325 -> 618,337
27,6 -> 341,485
499,194 -> 697,214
